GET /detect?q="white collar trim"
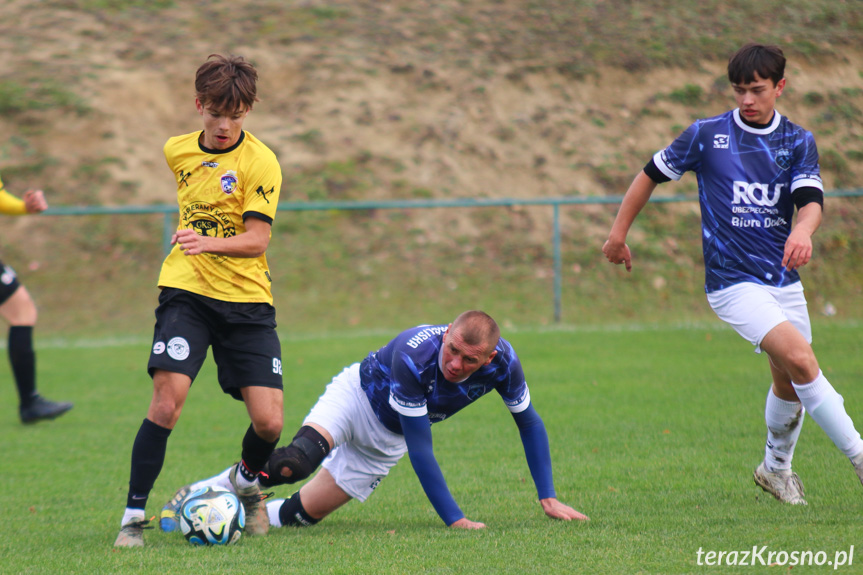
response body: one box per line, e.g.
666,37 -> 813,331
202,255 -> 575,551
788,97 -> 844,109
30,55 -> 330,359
733,108 -> 782,135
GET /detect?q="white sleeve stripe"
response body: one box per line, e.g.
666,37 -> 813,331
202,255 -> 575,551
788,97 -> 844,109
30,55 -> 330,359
653,151 -> 683,181
790,178 -> 824,192
389,394 -> 427,418
505,388 -> 531,414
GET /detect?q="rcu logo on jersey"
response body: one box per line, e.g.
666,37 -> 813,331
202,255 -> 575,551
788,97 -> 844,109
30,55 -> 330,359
732,181 -> 785,207
713,134 -> 729,149
220,170 -> 238,194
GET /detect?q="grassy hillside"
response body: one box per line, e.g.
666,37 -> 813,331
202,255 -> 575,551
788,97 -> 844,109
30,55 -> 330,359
1,1 -> 862,337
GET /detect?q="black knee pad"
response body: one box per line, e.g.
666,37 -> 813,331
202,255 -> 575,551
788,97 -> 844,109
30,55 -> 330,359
262,426 -> 330,486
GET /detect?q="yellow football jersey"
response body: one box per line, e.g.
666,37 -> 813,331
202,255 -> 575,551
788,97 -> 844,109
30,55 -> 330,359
0,174 -> 27,215
158,130 -> 282,303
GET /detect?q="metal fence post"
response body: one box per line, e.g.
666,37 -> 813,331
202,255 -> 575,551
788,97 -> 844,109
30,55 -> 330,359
553,203 -> 562,323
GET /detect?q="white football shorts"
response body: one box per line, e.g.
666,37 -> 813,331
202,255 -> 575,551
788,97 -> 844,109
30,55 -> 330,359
303,362 -> 408,502
706,281 -> 812,353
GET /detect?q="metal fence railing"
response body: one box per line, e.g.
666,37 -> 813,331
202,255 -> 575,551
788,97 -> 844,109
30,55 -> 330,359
44,188 -> 863,322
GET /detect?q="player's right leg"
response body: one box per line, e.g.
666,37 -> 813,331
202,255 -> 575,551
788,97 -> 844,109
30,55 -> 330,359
754,360 -> 808,504
116,291 -> 211,547
115,370 -> 192,547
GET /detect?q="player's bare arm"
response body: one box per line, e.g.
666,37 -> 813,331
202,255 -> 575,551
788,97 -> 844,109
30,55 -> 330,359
540,498 -> 590,521
603,170 -> 658,272
782,202 -> 822,271
174,216 -> 271,257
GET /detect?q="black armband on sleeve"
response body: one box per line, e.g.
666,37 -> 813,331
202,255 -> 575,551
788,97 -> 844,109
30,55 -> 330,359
243,211 -> 273,225
643,158 -> 671,184
792,187 -> 824,210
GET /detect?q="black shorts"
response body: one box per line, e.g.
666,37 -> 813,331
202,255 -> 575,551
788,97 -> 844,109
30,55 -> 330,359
0,259 -> 21,305
147,287 -> 283,400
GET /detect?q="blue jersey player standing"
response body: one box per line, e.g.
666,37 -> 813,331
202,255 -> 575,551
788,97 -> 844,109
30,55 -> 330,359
161,310 -> 588,530
603,43 -> 863,505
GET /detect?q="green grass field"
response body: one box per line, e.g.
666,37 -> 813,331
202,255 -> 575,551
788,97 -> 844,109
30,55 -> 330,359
2,322 -> 862,574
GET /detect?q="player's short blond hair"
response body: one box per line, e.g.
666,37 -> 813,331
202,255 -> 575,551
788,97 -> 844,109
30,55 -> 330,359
451,310 -> 500,353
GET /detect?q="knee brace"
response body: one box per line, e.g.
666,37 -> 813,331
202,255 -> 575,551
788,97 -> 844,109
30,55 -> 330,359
261,426 -> 330,486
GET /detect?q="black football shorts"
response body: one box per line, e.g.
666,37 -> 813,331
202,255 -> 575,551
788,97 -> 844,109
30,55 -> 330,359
0,260 -> 21,306
147,287 -> 283,400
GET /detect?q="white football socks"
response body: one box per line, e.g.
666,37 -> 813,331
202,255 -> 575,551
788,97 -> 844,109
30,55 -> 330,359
267,499 -> 286,527
763,387 -> 805,472
120,508 -> 145,527
792,371 -> 863,460
189,466 -> 234,493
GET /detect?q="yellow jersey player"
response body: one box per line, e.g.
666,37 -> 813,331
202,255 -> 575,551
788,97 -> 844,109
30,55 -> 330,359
115,54 -> 284,547
0,175 -> 73,423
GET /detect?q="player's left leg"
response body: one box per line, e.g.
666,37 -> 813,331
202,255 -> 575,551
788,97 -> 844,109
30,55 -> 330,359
0,285 -> 72,423
267,468 -> 352,527
213,311 -> 283,536
761,322 -> 863,478
233,385 -> 282,536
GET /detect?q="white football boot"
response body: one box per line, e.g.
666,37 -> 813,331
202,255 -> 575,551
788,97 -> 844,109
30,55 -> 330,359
753,462 -> 807,505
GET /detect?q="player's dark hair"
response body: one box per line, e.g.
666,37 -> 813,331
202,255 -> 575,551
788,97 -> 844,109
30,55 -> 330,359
451,310 -> 500,351
195,54 -> 259,114
728,43 -> 785,86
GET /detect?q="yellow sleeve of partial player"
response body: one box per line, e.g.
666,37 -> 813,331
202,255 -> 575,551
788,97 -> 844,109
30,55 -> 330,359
0,187 -> 27,215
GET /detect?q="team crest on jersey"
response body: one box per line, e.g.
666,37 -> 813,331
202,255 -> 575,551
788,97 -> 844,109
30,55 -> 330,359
467,384 -> 485,401
775,148 -> 792,171
181,201 -> 237,263
713,134 -> 729,149
220,170 -> 238,194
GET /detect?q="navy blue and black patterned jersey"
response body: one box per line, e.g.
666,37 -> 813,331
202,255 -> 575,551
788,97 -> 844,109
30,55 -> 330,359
651,108 -> 823,293
359,324 -> 530,434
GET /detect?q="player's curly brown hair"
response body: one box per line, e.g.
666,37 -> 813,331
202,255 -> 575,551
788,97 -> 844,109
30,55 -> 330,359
195,54 -> 260,113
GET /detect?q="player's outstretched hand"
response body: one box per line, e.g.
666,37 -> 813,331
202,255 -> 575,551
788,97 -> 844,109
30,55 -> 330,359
23,189 -> 47,214
602,239 -> 632,272
540,498 -> 590,521
449,518 -> 486,530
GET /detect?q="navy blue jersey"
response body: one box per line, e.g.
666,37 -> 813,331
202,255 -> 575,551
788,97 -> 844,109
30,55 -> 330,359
652,109 -> 823,293
359,324 -> 530,434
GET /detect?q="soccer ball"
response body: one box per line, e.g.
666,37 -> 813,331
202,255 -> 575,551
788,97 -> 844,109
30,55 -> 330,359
179,486 -> 244,545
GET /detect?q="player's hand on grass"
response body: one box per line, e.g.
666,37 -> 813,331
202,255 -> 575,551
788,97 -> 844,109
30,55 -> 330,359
540,498 -> 589,521
173,228 -> 208,256
23,189 -> 47,214
602,238 -> 632,272
449,518 -> 486,530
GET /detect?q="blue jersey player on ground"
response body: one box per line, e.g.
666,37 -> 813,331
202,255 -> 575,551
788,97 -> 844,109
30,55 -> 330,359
603,43 -> 863,505
161,310 -> 588,530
